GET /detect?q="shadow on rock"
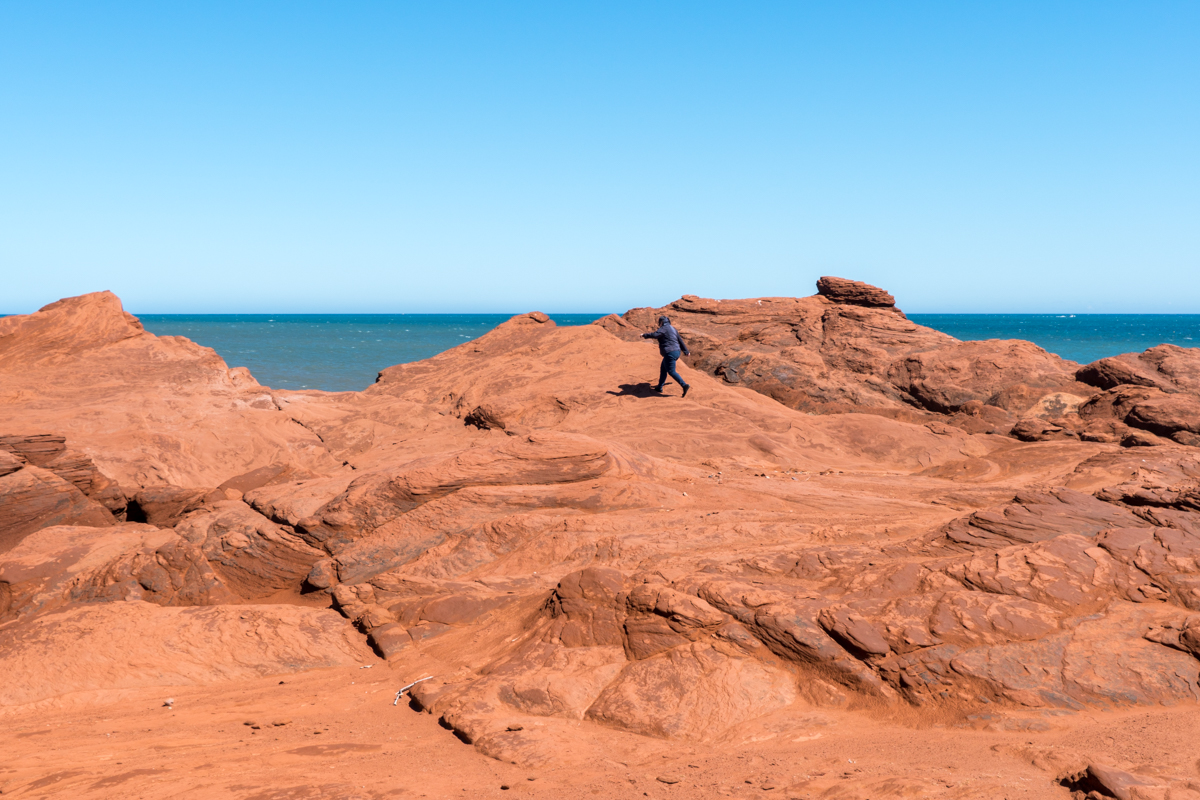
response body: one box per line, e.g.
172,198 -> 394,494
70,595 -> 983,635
607,383 -> 669,398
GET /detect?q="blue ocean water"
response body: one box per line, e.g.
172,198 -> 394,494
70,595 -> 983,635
72,312 -> 1200,392
908,314 -> 1200,367
137,313 -> 605,391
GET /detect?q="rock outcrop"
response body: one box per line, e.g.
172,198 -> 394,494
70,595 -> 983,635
0,292 -> 345,487
816,275 -> 896,307
1073,348 -> 1200,445
0,602 -> 370,707
0,438 -> 119,553
4,287 -> 1200,783
594,279 -> 1094,440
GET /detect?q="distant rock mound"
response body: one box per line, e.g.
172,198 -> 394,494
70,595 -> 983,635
816,276 -> 896,307
0,291 -> 344,488
596,277 -> 1093,438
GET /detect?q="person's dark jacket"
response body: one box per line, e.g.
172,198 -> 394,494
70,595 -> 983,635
642,323 -> 690,356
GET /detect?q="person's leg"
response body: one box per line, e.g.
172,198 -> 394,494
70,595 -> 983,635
665,352 -> 687,388
655,355 -> 669,390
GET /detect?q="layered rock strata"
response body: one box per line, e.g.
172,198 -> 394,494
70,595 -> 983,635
2,287 -> 1200,775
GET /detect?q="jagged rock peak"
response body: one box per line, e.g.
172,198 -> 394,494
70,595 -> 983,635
816,276 -> 895,308
0,290 -> 145,356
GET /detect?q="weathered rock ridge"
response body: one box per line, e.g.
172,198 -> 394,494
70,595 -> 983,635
4,285 -> 1200,791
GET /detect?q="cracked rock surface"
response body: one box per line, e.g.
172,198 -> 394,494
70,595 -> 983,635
4,286 -> 1200,798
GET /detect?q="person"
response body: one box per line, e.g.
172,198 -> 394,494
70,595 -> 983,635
641,315 -> 691,397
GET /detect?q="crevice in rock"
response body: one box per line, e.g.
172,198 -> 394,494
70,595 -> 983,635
289,417 -> 326,443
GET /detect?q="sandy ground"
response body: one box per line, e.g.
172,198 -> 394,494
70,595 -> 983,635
5,655 -> 1200,800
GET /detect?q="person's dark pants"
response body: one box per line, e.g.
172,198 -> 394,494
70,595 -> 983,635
657,350 -> 688,389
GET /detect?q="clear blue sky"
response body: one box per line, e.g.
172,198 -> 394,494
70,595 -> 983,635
2,2 -> 1197,314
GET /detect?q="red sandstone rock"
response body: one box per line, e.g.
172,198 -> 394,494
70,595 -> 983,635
0,433 -> 68,466
0,292 -> 344,488
0,602 -> 370,707
595,281 -> 1093,438
174,501 -> 326,598
0,464 -> 115,553
0,433 -> 127,516
128,486 -> 211,527
1078,344 -> 1200,394
0,450 -> 23,478
816,276 -> 896,307
4,288 -> 1200,785
0,522 -> 236,623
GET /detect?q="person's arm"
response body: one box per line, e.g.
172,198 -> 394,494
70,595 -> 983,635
642,327 -> 665,340
680,335 -> 691,356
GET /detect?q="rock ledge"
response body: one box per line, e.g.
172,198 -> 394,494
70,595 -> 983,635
816,276 -> 895,307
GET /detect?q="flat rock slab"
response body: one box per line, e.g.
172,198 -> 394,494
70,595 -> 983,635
0,601 -> 371,707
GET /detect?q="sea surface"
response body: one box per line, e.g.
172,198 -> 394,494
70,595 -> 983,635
907,314 -> 1200,367
137,313 -> 605,391
116,313 -> 1200,392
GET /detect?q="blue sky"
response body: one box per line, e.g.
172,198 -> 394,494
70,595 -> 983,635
2,2 -> 1197,313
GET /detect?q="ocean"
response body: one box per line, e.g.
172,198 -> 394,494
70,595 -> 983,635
907,314 -> 1200,368
115,312 -> 1200,392
136,313 -> 604,392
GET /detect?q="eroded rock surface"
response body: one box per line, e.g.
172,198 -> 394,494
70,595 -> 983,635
0,293 -> 345,487
4,287 -> 1200,780
594,279 -> 1097,441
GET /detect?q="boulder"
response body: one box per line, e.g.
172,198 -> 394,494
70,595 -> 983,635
1058,763 -> 1161,800
1077,344 -> 1200,395
127,486 -> 211,527
0,433 -> 126,516
584,642 -> 797,740
0,465 -> 115,554
1124,393 -> 1200,438
174,501 -> 327,598
0,523 -> 235,622
816,276 -> 896,307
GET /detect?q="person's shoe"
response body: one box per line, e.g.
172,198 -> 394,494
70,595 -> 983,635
652,385 -> 664,393
681,384 -> 690,398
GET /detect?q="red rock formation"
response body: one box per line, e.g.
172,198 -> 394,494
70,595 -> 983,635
3,288 -> 1200,796
0,443 -> 116,553
1075,347 -> 1200,445
0,433 -> 126,515
0,292 -> 344,488
1076,343 -> 1200,394
595,280 -> 1093,438
816,275 -> 896,307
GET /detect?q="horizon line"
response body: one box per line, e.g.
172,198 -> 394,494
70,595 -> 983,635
7,310 -> 1200,317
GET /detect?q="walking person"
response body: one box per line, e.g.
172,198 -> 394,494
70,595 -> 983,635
642,315 -> 691,397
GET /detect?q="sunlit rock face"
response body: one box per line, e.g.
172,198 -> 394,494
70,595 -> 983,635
3,284 -> 1200,784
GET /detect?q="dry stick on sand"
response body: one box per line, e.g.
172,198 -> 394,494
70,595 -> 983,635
393,676 -> 435,706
